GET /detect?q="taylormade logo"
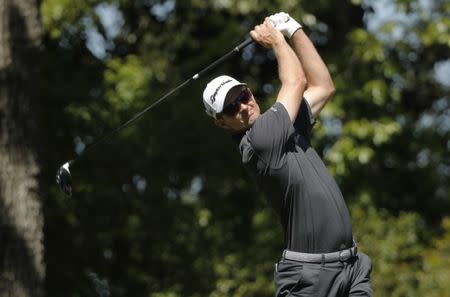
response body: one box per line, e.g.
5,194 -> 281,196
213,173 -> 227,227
210,79 -> 232,104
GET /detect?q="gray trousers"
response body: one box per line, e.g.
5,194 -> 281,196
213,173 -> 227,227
274,252 -> 373,297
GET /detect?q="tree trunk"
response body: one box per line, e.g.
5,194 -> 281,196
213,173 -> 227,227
0,0 -> 44,296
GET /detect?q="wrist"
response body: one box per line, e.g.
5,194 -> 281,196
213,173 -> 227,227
272,38 -> 290,54
287,22 -> 302,39
288,26 -> 302,39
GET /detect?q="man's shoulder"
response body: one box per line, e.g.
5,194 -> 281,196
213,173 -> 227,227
250,102 -> 292,138
264,102 -> 286,115
238,132 -> 255,164
268,103 -> 281,113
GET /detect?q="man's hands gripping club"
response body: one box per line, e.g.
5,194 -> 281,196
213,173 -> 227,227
269,12 -> 302,39
250,18 -> 285,49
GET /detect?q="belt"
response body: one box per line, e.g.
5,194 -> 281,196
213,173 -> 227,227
283,244 -> 358,263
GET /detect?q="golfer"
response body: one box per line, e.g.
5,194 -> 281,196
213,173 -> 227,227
203,13 -> 372,297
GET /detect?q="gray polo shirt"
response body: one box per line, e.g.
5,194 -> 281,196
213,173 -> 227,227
237,100 -> 353,253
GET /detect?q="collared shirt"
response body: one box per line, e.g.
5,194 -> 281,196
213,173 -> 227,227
237,100 -> 353,253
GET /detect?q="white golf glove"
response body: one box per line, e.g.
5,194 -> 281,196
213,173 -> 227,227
269,12 -> 302,39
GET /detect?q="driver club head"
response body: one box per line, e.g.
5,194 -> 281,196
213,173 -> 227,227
56,161 -> 73,196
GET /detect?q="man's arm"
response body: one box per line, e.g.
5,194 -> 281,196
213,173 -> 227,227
290,29 -> 335,116
270,13 -> 335,117
250,18 -> 307,122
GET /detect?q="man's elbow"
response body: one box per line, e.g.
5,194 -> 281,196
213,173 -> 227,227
326,83 -> 336,99
299,77 -> 308,91
296,77 -> 308,97
283,76 -> 307,92
293,74 -> 307,90
320,78 -> 335,100
309,77 -> 335,100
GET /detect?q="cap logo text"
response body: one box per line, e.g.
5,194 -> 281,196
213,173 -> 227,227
210,79 -> 232,104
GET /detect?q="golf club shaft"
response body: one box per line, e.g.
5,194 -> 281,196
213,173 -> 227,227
70,37 -> 254,166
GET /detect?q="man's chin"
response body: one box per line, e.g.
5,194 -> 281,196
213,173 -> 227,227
241,119 -> 255,131
247,113 -> 259,126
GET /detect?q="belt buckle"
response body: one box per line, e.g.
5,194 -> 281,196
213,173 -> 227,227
339,246 -> 356,262
339,250 -> 346,262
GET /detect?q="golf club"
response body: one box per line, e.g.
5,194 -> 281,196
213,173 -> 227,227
56,37 -> 254,196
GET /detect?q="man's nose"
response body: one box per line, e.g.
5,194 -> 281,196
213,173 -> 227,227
239,101 -> 249,112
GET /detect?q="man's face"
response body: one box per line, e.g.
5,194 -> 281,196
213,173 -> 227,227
215,86 -> 261,133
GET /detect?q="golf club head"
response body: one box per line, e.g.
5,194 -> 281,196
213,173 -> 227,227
56,161 -> 73,196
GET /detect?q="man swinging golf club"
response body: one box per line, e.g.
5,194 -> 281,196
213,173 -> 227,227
203,13 -> 373,297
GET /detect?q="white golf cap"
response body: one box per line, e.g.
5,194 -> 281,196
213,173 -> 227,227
203,75 -> 246,118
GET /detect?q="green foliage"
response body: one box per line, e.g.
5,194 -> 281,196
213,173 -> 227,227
351,194 -> 425,297
104,55 -> 153,110
41,0 -> 102,39
39,0 -> 449,296
418,218 -> 450,297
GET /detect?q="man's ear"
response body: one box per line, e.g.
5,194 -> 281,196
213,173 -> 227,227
214,118 -> 229,130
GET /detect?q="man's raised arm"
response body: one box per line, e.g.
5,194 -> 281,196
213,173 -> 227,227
270,13 -> 336,117
250,18 -> 307,122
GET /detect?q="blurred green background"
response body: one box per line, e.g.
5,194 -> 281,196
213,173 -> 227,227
1,0 -> 449,296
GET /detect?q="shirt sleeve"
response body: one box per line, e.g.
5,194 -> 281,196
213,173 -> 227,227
247,102 -> 295,168
293,98 -> 316,140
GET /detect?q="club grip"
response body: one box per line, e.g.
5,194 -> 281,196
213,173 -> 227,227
235,37 -> 254,52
